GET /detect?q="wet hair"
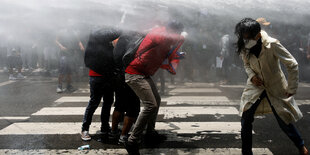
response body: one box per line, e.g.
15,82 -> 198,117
234,18 -> 261,55
167,20 -> 184,34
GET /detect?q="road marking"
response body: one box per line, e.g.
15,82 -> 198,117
183,82 -> 216,87
73,88 -> 90,94
220,85 -> 245,88
54,97 -> 88,102
0,148 -> 273,155
169,88 -> 222,93
54,96 -> 310,105
0,122 -> 246,135
299,83 -> 310,88
31,106 -> 239,119
54,96 -> 230,103
163,96 -> 230,105
73,88 -> 223,94
0,81 -> 15,87
0,117 -> 29,120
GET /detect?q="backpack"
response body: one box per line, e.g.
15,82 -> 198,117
113,31 -> 146,70
122,35 -> 145,68
84,28 -> 121,76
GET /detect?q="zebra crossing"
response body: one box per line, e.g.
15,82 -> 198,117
0,84 -> 276,154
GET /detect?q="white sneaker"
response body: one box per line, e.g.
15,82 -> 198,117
16,73 -> 25,79
9,74 -> 16,80
81,131 -> 91,141
118,135 -> 128,144
56,87 -> 63,93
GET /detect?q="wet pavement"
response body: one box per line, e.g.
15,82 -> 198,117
0,73 -> 309,155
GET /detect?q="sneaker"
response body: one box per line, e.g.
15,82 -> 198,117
118,135 -> 128,144
100,127 -> 111,135
16,73 -> 25,79
109,129 -> 120,139
81,131 -> 91,141
56,86 -> 63,93
9,74 -> 16,80
124,141 -> 140,155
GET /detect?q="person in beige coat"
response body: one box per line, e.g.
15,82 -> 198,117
235,18 -> 308,155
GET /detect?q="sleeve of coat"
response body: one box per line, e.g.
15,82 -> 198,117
241,52 -> 256,81
273,43 -> 299,94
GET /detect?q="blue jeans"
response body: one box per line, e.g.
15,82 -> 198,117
241,91 -> 304,155
82,76 -> 114,132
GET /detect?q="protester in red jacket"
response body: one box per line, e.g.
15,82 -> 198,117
124,21 -> 185,155
125,26 -> 184,76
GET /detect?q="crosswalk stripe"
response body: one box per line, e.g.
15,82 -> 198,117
219,85 -> 245,88
0,122 -> 246,135
54,96 -> 230,103
54,96 -> 310,106
163,96 -> 230,105
73,88 -> 90,94
221,83 -> 310,88
299,83 -> 310,88
169,88 -> 222,93
0,81 -> 15,87
31,107 -> 239,118
73,88 -> 223,94
0,117 -> 29,120
0,148 -> 273,155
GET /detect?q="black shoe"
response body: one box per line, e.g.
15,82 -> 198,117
100,127 -> 111,135
124,141 -> 140,155
144,130 -> 167,144
108,129 -> 121,139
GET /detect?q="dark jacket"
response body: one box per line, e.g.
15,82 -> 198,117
84,28 -> 121,76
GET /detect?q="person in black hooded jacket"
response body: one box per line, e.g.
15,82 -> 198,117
80,27 -> 121,141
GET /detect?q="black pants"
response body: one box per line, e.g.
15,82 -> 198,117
82,76 -> 114,131
241,91 -> 304,155
114,82 -> 140,118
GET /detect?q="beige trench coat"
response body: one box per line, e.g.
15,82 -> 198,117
239,31 -> 303,124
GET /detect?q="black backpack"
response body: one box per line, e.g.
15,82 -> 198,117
84,28 -> 121,76
113,31 -> 145,70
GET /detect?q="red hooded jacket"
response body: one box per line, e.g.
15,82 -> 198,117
125,26 -> 184,76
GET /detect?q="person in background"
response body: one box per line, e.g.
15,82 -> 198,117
235,18 -> 308,155
307,32 -> 310,60
124,21 -> 185,155
7,47 -> 25,80
218,33 -> 233,84
55,28 -> 84,93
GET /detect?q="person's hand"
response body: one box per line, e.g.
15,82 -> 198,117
181,31 -> 188,38
80,46 -> 85,52
251,75 -> 263,86
307,54 -> 310,60
285,92 -> 293,97
60,46 -> 67,51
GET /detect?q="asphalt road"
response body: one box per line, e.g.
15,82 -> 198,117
0,74 -> 309,155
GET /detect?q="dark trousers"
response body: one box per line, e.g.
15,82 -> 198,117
82,76 -> 114,131
241,91 -> 304,155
